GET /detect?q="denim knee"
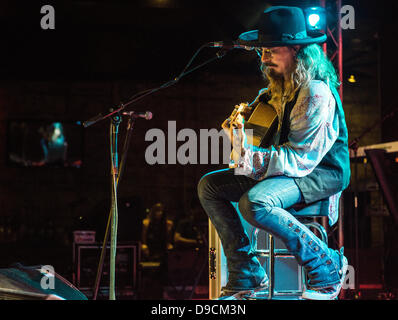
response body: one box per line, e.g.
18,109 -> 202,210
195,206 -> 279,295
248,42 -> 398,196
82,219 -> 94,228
238,192 -> 273,228
197,174 -> 212,201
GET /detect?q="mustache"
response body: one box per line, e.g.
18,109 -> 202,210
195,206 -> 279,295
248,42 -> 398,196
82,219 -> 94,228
261,64 -> 283,81
260,62 -> 279,75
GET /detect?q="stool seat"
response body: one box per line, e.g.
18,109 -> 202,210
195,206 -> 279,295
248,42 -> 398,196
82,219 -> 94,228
288,199 -> 329,217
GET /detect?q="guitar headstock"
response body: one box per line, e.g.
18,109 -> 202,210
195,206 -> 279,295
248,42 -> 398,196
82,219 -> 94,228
234,102 -> 248,113
233,102 -> 252,120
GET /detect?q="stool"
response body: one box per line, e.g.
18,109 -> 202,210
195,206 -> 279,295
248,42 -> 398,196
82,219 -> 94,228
250,200 -> 330,299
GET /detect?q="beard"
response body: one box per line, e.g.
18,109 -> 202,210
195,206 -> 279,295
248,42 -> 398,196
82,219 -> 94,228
267,68 -> 284,80
261,62 -> 284,82
260,62 -> 296,103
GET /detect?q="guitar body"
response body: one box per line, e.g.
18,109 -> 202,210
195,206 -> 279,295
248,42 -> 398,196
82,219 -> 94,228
245,102 -> 278,148
229,102 -> 277,167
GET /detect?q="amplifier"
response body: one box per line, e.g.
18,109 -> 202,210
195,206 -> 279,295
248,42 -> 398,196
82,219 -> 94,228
72,241 -> 139,298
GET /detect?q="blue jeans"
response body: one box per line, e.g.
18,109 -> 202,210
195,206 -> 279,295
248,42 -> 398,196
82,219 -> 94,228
197,168 -> 343,289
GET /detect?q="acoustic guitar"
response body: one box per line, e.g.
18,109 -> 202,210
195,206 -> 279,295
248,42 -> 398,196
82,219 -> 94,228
228,101 -> 278,168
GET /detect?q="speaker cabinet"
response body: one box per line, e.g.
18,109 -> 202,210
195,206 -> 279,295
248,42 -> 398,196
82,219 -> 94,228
72,241 -> 139,299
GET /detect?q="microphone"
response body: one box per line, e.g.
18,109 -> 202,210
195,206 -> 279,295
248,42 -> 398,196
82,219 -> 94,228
208,41 -> 255,51
122,111 -> 153,120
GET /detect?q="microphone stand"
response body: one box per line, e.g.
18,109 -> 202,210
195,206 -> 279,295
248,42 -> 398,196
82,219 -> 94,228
348,139 -> 360,296
82,43 -> 230,300
91,111 -> 135,300
348,106 -> 398,297
109,113 -> 120,300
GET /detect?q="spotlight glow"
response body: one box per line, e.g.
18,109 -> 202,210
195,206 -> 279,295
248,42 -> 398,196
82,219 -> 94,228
308,13 -> 320,27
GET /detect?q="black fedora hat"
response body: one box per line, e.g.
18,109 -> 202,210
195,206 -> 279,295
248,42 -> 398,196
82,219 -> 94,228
237,6 -> 326,47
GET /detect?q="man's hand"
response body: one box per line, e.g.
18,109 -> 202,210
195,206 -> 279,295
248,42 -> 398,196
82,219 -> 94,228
222,103 -> 249,167
222,103 -> 247,143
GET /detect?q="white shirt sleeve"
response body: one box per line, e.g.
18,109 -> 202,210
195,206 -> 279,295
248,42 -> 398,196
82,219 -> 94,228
235,80 -> 339,180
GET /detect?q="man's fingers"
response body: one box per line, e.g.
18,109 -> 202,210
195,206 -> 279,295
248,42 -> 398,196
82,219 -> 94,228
221,119 -> 229,129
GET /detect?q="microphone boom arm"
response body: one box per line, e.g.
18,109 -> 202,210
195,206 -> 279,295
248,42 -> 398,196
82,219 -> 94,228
83,42 -> 226,128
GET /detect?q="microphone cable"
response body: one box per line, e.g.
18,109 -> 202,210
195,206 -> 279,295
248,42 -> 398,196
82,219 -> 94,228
122,42 -> 221,108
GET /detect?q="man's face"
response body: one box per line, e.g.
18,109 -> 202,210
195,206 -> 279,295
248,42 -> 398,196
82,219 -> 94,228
260,46 -> 298,79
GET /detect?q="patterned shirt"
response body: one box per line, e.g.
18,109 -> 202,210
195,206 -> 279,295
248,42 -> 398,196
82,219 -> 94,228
234,80 -> 341,225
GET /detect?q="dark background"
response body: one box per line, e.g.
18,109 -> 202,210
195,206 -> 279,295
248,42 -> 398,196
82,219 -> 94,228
0,0 -> 397,298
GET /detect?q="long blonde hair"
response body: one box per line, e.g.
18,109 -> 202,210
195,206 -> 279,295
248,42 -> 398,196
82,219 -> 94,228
261,44 -> 340,104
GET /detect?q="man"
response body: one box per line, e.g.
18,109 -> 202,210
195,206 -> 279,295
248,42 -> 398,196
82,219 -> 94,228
197,6 -> 351,300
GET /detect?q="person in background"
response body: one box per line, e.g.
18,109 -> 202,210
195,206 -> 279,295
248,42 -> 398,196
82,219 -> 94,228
141,202 -> 174,261
39,122 -> 68,166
